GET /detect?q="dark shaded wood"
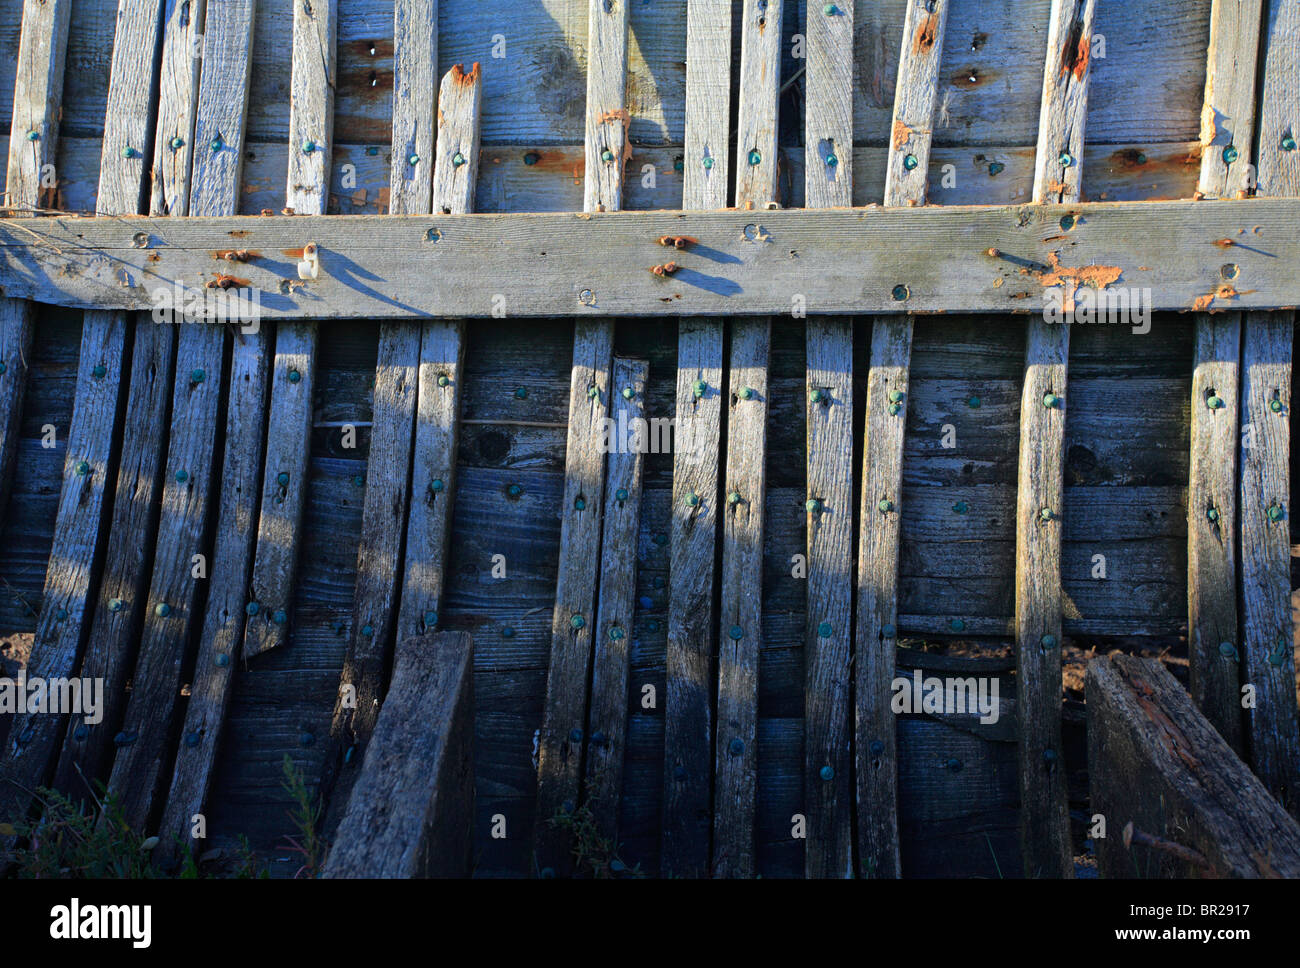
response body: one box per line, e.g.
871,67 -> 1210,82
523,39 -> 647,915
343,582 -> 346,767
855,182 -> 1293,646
322,632 -> 473,878
1087,654 -> 1300,878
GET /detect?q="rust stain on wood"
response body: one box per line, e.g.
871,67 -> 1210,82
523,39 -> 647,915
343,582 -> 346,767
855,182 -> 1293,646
913,12 -> 938,54
207,274 -> 250,290
892,120 -> 912,150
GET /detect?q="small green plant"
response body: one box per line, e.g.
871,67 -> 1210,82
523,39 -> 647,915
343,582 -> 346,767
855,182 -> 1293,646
548,802 -> 643,879
4,785 -> 160,878
278,755 -> 326,878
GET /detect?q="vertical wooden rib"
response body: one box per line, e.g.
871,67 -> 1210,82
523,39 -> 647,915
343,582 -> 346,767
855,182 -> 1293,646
1187,0 -> 1261,754
52,0 -> 177,800
394,63 -> 479,651
712,0 -> 779,880
1016,0 -> 1095,878
105,0 -> 258,832
803,0 -> 855,880
854,0 -> 950,880
0,0 -> 72,531
244,0 -> 337,658
534,0 -> 626,875
661,0 -> 730,879
585,356 -> 648,848
1241,0 -> 1300,813
322,0 -> 435,826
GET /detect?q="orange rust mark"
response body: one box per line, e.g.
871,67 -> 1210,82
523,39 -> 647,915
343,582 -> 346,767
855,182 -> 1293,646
650,262 -> 679,276
912,12 -> 937,54
1048,180 -> 1069,194
207,274 -> 250,290
1192,284 -> 1254,311
1042,234 -> 1068,244
376,187 -> 391,214
892,120 -> 912,151
450,62 -> 481,86
228,229 -> 251,238
147,252 -> 161,264
1214,238 -> 1235,248
658,236 -> 697,249
1033,251 -> 1123,312
214,249 -> 259,262
282,247 -> 306,259
1060,20 -> 1090,81
259,209 -> 275,216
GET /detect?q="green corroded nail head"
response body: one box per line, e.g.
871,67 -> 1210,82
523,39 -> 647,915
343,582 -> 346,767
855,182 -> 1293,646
615,488 -> 628,501
570,614 -> 585,630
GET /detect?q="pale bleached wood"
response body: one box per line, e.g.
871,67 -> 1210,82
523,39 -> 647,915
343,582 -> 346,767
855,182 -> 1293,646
883,0 -> 951,209
389,0 -> 436,217
1197,0 -> 1263,199
713,319 -> 768,879
287,0 -> 336,216
13,200 -> 1300,319
1031,0 -> 1098,205
534,321 -> 613,876
322,632 -> 474,878
395,63 -> 482,648
681,0 -> 730,212
662,320 -> 722,877
106,0 -> 259,833
1255,0 -> 1300,200
804,0 -> 852,209
735,0 -> 781,209
583,0 -> 628,213
150,0 -> 204,217
585,356 -> 647,850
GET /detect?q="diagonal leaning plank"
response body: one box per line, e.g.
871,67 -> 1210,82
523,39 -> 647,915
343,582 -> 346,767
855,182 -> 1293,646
244,0 -> 337,658
1240,0 -> 1300,813
855,0 -> 950,880
321,0 -> 437,832
803,0 -> 857,880
0,0 -> 72,537
660,0 -> 729,880
584,356 -> 648,852
105,0 -> 260,834
1186,0 -> 1261,755
394,63 -> 481,652
52,0 -> 182,803
533,0 -> 626,877
1015,0 -> 1096,879
0,0 -> 116,838
712,0 -> 781,880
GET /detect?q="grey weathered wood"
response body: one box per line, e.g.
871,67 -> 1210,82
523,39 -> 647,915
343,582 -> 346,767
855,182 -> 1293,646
855,320 -> 910,879
735,0 -> 780,211
1013,0 -> 1095,879
322,632 -> 474,878
1197,0 -> 1262,200
149,0 -> 204,218
105,0 -> 259,833
534,321 -> 613,876
395,63 -> 481,648
681,0 -> 730,212
661,320 -> 722,878
882,0 -> 951,210
0,300 -> 32,536
9,200 -> 1300,319
389,0 -> 436,217
244,0 -> 336,658
583,0 -> 628,214
1088,655 -> 1300,878
713,319 -> 768,879
803,0 -> 851,210
585,356 -> 647,850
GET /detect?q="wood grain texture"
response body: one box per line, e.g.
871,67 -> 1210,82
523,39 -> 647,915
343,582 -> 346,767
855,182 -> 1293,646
661,320 -> 722,877
388,0 -> 436,217
533,321 -> 613,875
1197,0 -> 1262,199
713,318 -> 768,878
803,0 -> 852,209
0,299 -> 32,536
1255,0 -> 1299,200
1031,0 -> 1097,205
188,0 -> 256,218
322,632 -> 474,878
287,0 -> 336,216
12,201 -> 1300,319
1088,655 -> 1300,878
96,0 -> 165,218
585,356 -> 647,850
681,0 -> 730,212
149,0 -> 204,217
735,0 -> 781,209
882,0 -> 950,209
855,319 -> 909,879
582,0 -> 628,213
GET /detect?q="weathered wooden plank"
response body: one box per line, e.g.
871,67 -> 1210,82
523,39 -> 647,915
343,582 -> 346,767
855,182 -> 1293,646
533,321 -> 613,876
105,0 -> 259,833
661,320 -> 722,877
245,0 -> 336,658
389,0 -> 436,217
803,0 -> 851,210
585,356 -> 647,850
149,0 -> 203,218
735,0 -> 780,212
583,0 -> 627,213
0,299 -> 32,536
713,319 -> 768,878
1014,0 -> 1095,879
394,63 -> 480,648
660,0 -> 729,880
1088,655 -> 1300,878
9,199 -> 1300,320
1197,0 -> 1262,200
321,631 -> 474,878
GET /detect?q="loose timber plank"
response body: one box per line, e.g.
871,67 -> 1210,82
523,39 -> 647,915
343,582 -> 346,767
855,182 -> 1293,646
1016,0 -> 1096,879
1239,0 -> 1300,815
321,0 -> 435,832
533,0 -> 626,877
51,0 -> 176,802
244,0 -> 336,658
584,356 -> 647,851
149,0 -> 202,218
802,0 -> 858,881
105,0 -> 259,833
1186,0 -> 1260,754
322,632 -> 474,879
661,0 -> 729,879
711,0 -> 780,880
393,63 -> 480,649
855,0 -> 950,880
0,0 -> 70,534
11,199 -> 1300,319
1087,655 -> 1300,878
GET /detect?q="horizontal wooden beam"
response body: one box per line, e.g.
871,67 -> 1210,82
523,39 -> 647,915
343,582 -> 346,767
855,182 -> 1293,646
0,199 -> 1296,319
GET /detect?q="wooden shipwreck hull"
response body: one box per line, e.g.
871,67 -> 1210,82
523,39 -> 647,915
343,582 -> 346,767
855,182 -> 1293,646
0,0 -> 1298,879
